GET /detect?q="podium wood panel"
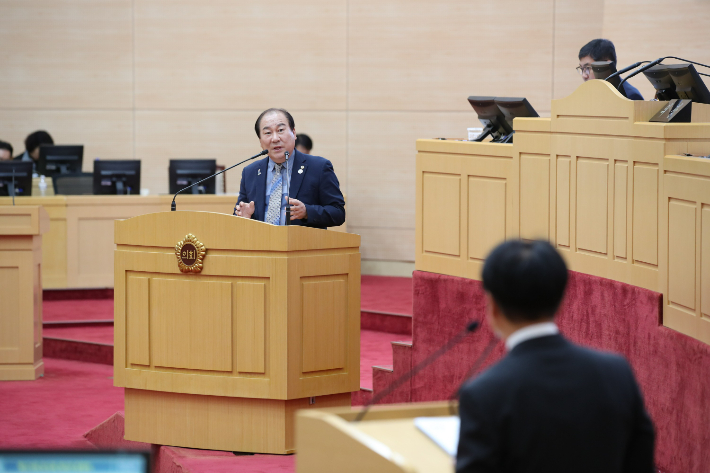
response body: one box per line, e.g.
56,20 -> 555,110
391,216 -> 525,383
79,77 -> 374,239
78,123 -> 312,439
115,211 -> 360,452
416,80 -> 710,345
296,402 -> 457,473
0,206 -> 49,380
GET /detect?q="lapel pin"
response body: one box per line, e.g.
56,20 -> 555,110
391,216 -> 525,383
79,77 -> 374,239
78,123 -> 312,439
298,169 -> 303,174
258,169 -> 261,175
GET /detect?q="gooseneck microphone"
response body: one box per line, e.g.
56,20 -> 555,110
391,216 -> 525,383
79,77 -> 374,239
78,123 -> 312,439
617,57 -> 666,93
605,61 -> 649,82
171,149 -> 268,211
353,320 -> 481,422
284,151 -> 291,226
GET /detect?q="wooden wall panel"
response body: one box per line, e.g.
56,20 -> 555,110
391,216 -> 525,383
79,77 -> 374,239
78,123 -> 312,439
134,111 -> 346,196
133,0 -> 347,110
301,278 -> 347,373
702,207 -> 710,319
667,200 -> 696,311
576,158 -> 608,255
614,162 -> 628,258
556,157 -> 571,247
348,0 -> 554,112
150,278 -> 233,372
601,0 -> 710,101
468,177 -> 506,261
422,173 -> 461,257
0,112 -> 133,172
633,164 -> 659,266
0,267 -> 21,361
236,281 -> 267,374
552,0 -> 604,100
519,154 -> 550,240
0,0 -> 133,109
127,275 -> 150,366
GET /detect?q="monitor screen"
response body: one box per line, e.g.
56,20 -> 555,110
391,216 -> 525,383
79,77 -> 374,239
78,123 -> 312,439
467,96 -> 512,142
169,159 -> 217,194
37,145 -> 84,176
642,65 -> 679,101
0,161 -> 33,196
0,451 -> 150,473
667,63 -> 710,104
93,160 -> 141,195
494,97 -> 539,133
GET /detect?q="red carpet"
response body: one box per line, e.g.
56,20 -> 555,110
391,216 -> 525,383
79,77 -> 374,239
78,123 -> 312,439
43,299 -> 114,322
44,325 -> 115,344
360,275 -> 412,314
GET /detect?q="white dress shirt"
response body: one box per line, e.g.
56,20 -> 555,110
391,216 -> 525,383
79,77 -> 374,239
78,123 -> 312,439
505,322 -> 559,351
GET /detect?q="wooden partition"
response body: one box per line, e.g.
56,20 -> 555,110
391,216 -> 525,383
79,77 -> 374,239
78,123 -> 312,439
0,195 -> 241,288
114,211 -> 360,453
0,206 -> 49,380
296,402 -> 456,473
416,80 -> 710,344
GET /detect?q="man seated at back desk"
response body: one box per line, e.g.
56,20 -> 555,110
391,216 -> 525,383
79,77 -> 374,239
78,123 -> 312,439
578,38 -> 644,100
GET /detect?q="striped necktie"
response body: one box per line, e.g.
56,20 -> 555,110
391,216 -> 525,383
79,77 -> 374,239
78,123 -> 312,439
265,164 -> 283,225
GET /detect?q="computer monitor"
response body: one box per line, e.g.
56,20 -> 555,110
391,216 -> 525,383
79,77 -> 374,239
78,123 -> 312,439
93,160 -> 141,195
169,159 -> 217,194
667,63 -> 710,104
467,96 -> 513,142
0,451 -> 150,473
642,65 -> 679,101
0,161 -> 33,196
37,145 -> 83,176
592,61 -> 628,98
494,97 -> 539,136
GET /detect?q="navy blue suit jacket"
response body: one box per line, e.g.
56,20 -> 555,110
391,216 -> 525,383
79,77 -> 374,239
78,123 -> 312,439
236,150 -> 345,229
457,334 -> 654,473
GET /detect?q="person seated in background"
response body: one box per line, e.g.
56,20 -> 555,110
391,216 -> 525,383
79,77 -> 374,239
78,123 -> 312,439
295,133 -> 313,154
0,141 -> 13,161
14,130 -> 54,172
456,239 -> 655,473
578,39 -> 644,100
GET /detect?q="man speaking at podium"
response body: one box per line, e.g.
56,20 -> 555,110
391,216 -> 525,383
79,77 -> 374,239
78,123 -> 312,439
456,240 -> 655,473
234,108 -> 345,229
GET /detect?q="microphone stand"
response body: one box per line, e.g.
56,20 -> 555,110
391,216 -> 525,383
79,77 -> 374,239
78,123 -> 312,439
353,320 -> 481,422
284,151 -> 291,226
11,168 -> 16,206
171,149 -> 268,211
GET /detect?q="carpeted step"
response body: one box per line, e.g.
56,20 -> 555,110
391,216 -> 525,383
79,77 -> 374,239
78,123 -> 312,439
43,338 -> 113,365
84,412 -> 149,450
351,388 -> 373,406
360,310 -> 412,335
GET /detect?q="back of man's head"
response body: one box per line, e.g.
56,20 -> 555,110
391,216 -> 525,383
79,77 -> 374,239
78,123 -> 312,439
579,38 -> 617,65
24,130 -> 54,153
482,240 -> 568,322
0,140 -> 13,158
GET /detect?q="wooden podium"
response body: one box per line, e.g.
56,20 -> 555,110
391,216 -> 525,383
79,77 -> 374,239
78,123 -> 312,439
113,211 -> 361,453
296,402 -> 456,473
0,206 -> 49,381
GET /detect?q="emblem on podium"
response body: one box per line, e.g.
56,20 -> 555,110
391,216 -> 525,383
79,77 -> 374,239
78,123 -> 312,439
175,234 -> 206,273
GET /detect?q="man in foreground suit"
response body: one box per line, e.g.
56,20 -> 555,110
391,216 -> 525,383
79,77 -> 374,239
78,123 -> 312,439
456,240 -> 655,473
234,108 -> 345,229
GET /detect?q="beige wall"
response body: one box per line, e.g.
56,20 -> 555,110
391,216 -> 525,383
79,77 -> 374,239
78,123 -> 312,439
2,0 -> 710,262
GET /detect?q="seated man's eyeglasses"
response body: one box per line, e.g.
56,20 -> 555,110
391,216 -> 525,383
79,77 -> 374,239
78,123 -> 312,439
576,65 -> 593,75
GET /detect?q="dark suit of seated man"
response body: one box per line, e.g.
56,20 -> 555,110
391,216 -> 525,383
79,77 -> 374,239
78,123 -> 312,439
234,108 -> 345,229
456,240 -> 655,473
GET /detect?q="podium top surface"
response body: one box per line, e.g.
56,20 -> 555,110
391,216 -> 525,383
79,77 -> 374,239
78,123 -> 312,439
115,210 -> 360,251
0,205 -> 50,236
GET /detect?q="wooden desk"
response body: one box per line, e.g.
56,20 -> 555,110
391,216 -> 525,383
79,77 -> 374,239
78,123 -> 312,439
0,206 -> 49,380
297,402 -> 456,473
416,80 -> 710,344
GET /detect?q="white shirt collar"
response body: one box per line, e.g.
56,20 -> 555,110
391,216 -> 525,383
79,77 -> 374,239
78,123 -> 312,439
505,322 -> 559,351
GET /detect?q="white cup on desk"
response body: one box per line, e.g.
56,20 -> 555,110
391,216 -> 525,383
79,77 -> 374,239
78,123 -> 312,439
468,127 -> 483,141
140,189 -> 150,196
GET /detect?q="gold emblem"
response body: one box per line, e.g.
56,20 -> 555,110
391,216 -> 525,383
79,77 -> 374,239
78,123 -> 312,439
175,234 -> 206,273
